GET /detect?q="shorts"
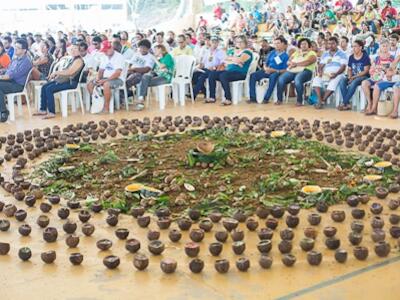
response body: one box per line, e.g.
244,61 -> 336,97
366,80 -> 396,92
395,82 -> 400,89
312,74 -> 344,91
91,78 -> 123,88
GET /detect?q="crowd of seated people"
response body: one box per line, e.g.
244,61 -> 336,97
0,0 -> 398,121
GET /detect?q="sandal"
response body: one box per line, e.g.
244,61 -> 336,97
33,111 -> 47,116
221,100 -> 232,106
295,102 -> 303,107
365,110 -> 377,116
205,98 -> 216,103
389,114 -> 398,119
274,101 -> 282,106
338,104 -> 351,111
42,113 -> 56,120
314,102 -> 325,109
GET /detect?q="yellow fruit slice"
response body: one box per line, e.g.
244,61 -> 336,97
65,144 -> 80,150
125,183 -> 145,192
301,185 -> 322,195
363,175 -> 383,182
374,161 -> 392,169
271,131 -> 286,138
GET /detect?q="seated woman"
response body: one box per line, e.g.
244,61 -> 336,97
0,41 -> 11,75
276,38 -> 317,106
338,40 -> 371,110
53,38 -> 67,62
206,35 -> 253,105
389,82 -> 400,118
31,41 -> 54,80
33,44 -> 84,119
135,44 -> 174,110
362,40 -> 395,115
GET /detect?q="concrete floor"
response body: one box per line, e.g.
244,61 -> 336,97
0,98 -> 399,300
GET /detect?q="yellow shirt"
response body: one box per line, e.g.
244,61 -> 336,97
291,50 -> 317,72
171,46 -> 193,57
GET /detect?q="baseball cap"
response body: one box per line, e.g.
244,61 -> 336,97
100,40 -> 112,53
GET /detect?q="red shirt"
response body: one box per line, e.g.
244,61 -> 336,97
381,7 -> 397,20
214,6 -> 222,19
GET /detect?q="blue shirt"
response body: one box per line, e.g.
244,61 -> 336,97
321,49 -> 348,74
348,52 -> 371,76
6,55 -> 32,86
265,50 -> 289,70
366,43 -> 379,56
226,50 -> 253,74
6,47 -> 14,59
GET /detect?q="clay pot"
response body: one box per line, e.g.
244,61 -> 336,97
325,237 -> 341,250
259,255 -> 273,269
351,221 -> 364,233
41,250 -> 56,264
78,210 -> 91,223
334,249 -> 348,263
147,230 -> 160,241
389,183 -> 400,193
245,218 -> 259,231
258,228 -> 274,240
106,214 -> 118,227
285,215 -> 300,228
331,210 -> 346,222
209,242 -> 223,256
232,210 -> 247,222
236,257 -> 250,272
353,246 -> 369,261
18,224 -> 31,236
130,206 -> 145,218
82,223 -> 95,236
282,254 -> 296,267
133,253 -> 149,271
137,215 -> 151,228
370,203 -> 383,215
280,228 -> 295,241
271,205 -> 285,218
316,201 -> 329,213
351,208 -> 365,219
36,215 -> 50,228
232,241 -> 246,255
47,195 -> 61,205
4,204 -> 17,217
18,247 -> 32,261
390,226 -> 400,238
323,226 -> 337,238
177,218 -> 192,231
157,217 -> 171,230
40,202 -> 52,213
160,258 -> 177,274
215,259 -> 230,274
189,229 -> 205,242
103,255 -> 120,269
231,229 -> 245,242
265,218 -> 279,230
14,209 -> 27,222
257,240 -> 272,254
57,207 -> 70,219
185,242 -> 200,257
0,201 -> 4,212
148,240 -> 165,255
389,214 -> 400,225
346,195 -> 359,207
63,220 -> 77,234
307,251 -> 322,266
371,216 -> 385,229
388,199 -> 400,210
256,206 -> 270,219
91,202 -> 103,213
374,241 -> 391,257
304,227 -> 318,240
66,235 -> 80,248
222,218 -> 239,232
97,239 -> 113,251
0,219 -> 10,232
215,230 -> 229,243
348,232 -> 363,246
125,239 -> 141,253
67,200 -> 80,209
375,187 -> 389,199
189,258 -> 204,273
371,229 -> 386,242
115,228 -> 129,240
199,219 -> 213,232
0,242 -> 10,255
300,238 -> 315,252
69,253 -> 84,265
278,240 -> 292,254
168,229 -> 182,242
307,213 -> 321,226
358,194 -> 370,204
24,195 -> 36,207
188,209 -> 201,221
208,212 -> 222,223
43,227 -> 58,243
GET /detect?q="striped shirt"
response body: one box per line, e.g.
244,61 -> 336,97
320,50 -> 348,74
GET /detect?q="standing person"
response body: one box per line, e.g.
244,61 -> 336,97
87,41 -> 125,113
0,39 -> 32,122
34,44 -> 84,119
276,38 -> 317,106
2,36 -> 14,59
248,36 -> 289,104
312,37 -> 347,109
206,35 -> 253,106
0,41 -> 11,74
338,40 -> 371,110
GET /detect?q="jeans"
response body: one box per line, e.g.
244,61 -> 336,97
276,70 -> 313,104
249,70 -> 280,102
192,69 -> 211,99
139,74 -> 168,98
339,76 -> 368,105
208,70 -> 246,101
366,20 -> 377,34
0,80 -> 24,112
40,80 -> 78,114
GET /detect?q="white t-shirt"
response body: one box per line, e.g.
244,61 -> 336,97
122,48 -> 134,60
82,53 -> 97,70
99,52 -> 125,79
129,52 -> 155,70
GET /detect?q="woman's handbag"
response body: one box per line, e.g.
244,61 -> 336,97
90,87 -> 105,114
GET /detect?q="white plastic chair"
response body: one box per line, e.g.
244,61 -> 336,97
171,55 -> 196,106
110,61 -> 130,112
55,69 -> 85,118
5,68 -> 33,121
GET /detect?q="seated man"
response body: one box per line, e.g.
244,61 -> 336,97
79,42 -> 97,83
0,39 -> 32,122
126,39 -> 155,91
171,34 -> 193,57
248,36 -> 289,104
312,36 -> 347,109
87,41 -> 125,113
